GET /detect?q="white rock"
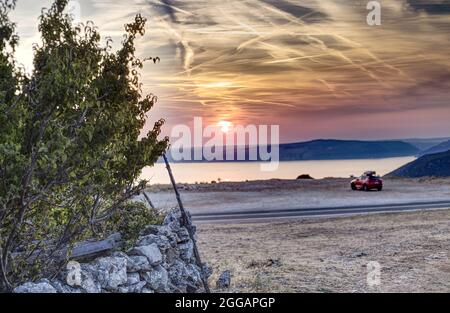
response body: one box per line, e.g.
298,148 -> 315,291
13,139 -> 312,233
127,272 -> 141,285
126,255 -> 152,272
81,276 -> 102,293
142,265 -> 169,292
94,257 -> 128,291
131,244 -> 163,266
14,281 -> 57,293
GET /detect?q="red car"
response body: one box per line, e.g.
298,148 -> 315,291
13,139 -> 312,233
351,171 -> 383,191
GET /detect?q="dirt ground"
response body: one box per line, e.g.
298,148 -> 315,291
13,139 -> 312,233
198,209 -> 450,293
145,178 -> 450,292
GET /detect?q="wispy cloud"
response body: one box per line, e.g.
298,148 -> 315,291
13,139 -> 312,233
11,0 -> 450,140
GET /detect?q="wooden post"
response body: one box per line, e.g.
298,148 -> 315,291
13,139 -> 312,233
142,191 -> 155,209
162,154 -> 211,293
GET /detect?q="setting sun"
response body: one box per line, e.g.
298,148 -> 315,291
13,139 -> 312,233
217,121 -> 233,133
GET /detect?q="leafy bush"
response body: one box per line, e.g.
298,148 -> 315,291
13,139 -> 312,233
104,202 -> 165,250
0,0 -> 168,290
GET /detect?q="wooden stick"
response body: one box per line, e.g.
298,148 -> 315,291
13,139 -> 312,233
142,191 -> 155,209
162,154 -> 211,293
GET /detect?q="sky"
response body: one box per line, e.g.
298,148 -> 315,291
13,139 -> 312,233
10,0 -> 450,143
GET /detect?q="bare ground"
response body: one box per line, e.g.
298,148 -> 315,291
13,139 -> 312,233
198,209 -> 450,293
146,178 -> 450,214
145,177 -> 450,292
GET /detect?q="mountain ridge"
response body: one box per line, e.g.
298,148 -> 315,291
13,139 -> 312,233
419,140 -> 450,157
165,139 -> 420,162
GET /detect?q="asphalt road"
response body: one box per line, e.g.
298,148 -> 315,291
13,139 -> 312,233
191,200 -> 450,223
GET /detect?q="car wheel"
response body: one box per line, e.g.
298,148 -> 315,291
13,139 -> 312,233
377,187 -> 382,191
351,183 -> 357,190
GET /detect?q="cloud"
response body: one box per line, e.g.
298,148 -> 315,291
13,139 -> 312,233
11,0 -> 450,140
407,0 -> 450,14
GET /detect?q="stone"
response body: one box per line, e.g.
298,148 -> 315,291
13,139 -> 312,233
163,210 -> 181,230
352,252 -> 368,258
14,281 -> 57,293
51,280 -> 81,293
126,255 -> 152,272
140,225 -> 159,236
130,244 -> 163,266
168,283 -> 184,293
127,272 -> 141,285
156,225 -> 179,247
165,247 -> 179,264
168,260 -> 189,291
177,227 -> 190,243
128,281 -> 147,293
142,265 -> 169,292
12,208 -> 208,294
185,264 -> 203,288
216,270 -> 231,289
186,283 -> 198,293
120,281 -> 147,293
178,240 -> 194,262
137,234 -> 171,252
93,257 -> 128,291
79,265 -> 102,293
202,263 -> 213,278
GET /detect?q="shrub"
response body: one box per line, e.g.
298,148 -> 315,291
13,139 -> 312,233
104,202 -> 164,250
0,0 -> 168,290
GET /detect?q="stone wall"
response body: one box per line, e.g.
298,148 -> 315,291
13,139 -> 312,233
14,209 -> 210,293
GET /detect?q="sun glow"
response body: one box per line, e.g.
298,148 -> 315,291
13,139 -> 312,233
217,120 -> 233,133
203,81 -> 236,88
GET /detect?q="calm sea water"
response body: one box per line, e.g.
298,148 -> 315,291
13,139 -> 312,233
140,156 -> 416,184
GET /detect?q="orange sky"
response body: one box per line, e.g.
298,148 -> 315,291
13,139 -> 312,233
12,0 -> 450,142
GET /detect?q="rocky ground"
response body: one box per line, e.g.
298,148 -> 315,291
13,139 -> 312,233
198,209 -> 450,293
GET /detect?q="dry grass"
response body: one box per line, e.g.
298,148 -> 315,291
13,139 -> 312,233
198,209 -> 450,293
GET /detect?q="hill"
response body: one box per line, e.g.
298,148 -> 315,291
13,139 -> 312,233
402,137 -> 450,151
278,139 -> 419,161
419,140 -> 450,157
386,150 -> 450,178
165,139 -> 420,162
